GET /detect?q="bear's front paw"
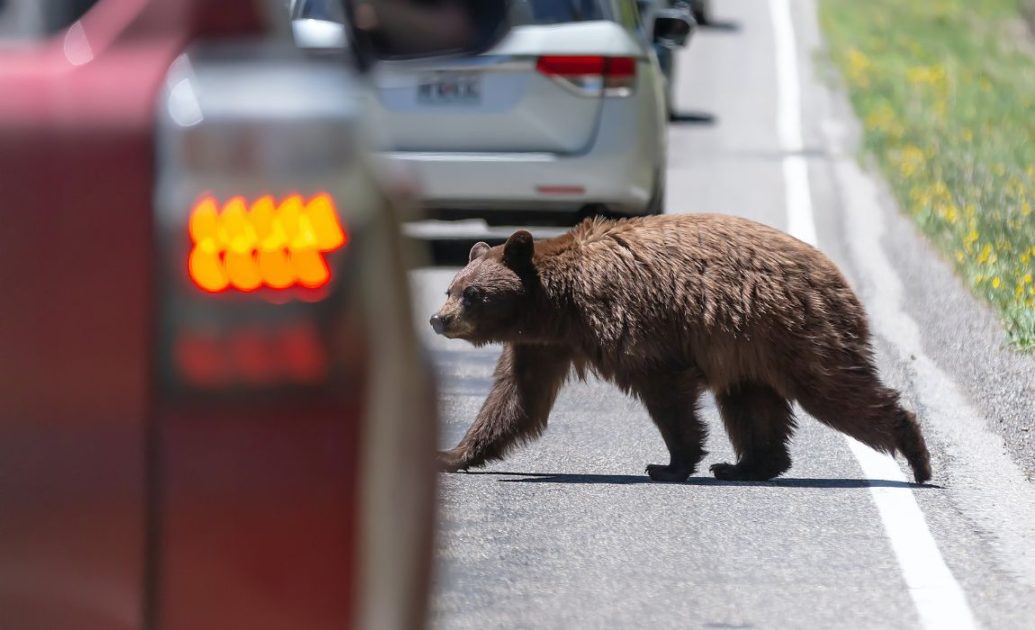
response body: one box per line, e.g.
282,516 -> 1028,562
645,463 -> 692,482
436,449 -> 469,473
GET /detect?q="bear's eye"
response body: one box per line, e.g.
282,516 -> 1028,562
461,286 -> 483,305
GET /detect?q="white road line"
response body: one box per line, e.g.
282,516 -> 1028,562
769,1 -> 977,628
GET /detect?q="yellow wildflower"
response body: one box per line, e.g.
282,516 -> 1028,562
897,145 -> 926,178
864,103 -> 904,138
964,229 -> 979,253
910,186 -> 932,209
937,204 -> 959,224
846,48 -> 871,87
906,64 -> 948,91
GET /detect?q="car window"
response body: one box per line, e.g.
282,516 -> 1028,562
0,0 -> 101,40
508,0 -> 613,26
292,0 -> 346,23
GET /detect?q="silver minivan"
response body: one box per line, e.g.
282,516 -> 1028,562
293,0 -> 692,223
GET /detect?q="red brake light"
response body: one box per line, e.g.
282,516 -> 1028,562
604,56 -> 636,77
535,55 -> 636,97
187,193 -> 348,293
536,55 -> 606,76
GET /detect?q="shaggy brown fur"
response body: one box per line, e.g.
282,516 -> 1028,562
430,214 -> 932,484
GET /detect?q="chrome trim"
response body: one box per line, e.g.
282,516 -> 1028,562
381,55 -> 535,73
385,151 -> 556,162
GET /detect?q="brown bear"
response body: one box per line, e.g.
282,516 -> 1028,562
429,213 -> 932,484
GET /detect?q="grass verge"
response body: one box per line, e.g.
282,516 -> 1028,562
820,0 -> 1035,350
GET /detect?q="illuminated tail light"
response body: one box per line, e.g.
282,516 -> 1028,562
535,55 -> 637,97
187,193 -> 348,293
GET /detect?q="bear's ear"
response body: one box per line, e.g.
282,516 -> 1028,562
503,230 -> 534,269
468,241 -> 490,263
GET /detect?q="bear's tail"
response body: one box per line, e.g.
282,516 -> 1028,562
894,408 -> 932,485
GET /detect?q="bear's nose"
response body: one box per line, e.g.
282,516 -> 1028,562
430,314 -> 447,335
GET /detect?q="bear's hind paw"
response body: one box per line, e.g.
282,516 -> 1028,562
645,463 -> 692,482
437,449 -> 470,473
709,461 -> 782,482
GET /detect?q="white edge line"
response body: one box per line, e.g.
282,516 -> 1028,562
769,1 -> 977,628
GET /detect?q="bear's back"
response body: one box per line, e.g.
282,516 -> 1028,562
539,214 -> 868,383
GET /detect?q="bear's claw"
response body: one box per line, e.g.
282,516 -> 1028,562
645,463 -> 692,482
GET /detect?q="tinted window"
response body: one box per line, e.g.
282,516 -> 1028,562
508,0 -> 612,26
293,0 -> 346,23
0,0 -> 102,39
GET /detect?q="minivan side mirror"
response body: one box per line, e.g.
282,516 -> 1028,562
341,0 -> 511,67
652,8 -> 695,48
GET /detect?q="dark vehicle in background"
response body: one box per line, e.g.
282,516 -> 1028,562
687,0 -> 711,25
637,0 -> 697,117
644,0 -> 710,26
0,0 -> 507,628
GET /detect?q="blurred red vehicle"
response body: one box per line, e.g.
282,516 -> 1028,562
0,0 -> 506,628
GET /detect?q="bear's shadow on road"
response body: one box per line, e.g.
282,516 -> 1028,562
465,471 -> 940,489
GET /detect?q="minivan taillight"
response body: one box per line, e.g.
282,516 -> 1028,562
535,55 -> 637,97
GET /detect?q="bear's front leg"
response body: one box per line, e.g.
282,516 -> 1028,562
439,344 -> 571,472
635,372 -> 708,482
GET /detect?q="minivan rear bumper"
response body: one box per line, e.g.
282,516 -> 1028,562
383,149 -> 652,213
379,93 -> 664,215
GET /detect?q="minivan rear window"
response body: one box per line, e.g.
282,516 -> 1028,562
509,0 -> 612,26
292,0 -> 346,24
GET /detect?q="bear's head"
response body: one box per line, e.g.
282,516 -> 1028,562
430,230 -> 536,344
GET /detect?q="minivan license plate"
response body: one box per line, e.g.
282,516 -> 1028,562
417,72 -> 481,105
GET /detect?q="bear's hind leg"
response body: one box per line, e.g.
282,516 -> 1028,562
795,369 -> 932,484
634,373 -> 707,482
710,383 -> 796,481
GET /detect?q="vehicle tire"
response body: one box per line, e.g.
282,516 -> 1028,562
645,170 -> 665,215
691,0 -> 710,25
665,75 -> 676,121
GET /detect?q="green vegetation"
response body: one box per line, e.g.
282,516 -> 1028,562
820,0 -> 1035,349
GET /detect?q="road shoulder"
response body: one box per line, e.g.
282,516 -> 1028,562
798,0 -> 1035,625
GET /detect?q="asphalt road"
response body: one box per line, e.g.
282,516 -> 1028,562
408,1 -> 1035,628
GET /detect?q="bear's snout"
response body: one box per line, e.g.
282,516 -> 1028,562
430,313 -> 449,335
